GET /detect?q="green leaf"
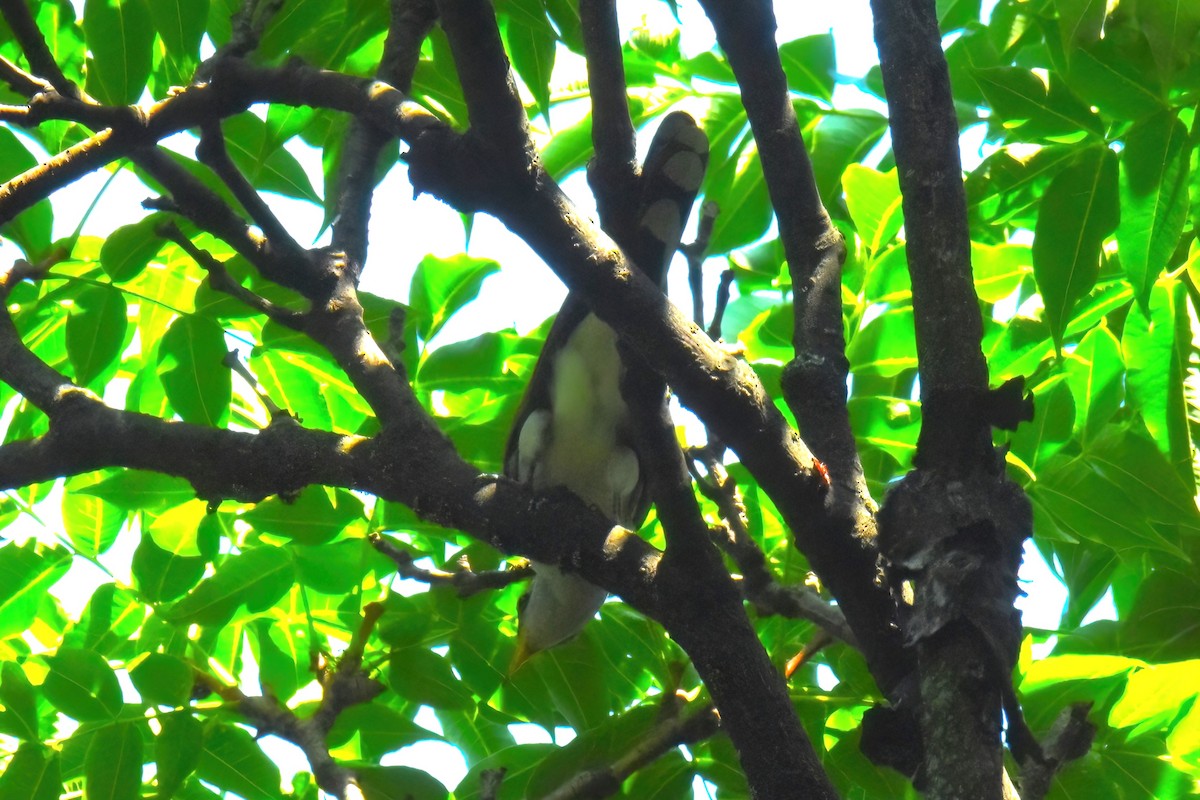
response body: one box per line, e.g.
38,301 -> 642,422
41,648 -> 123,722
455,743 -> 559,800
1032,146 -> 1119,347
504,0 -> 556,122
843,166 -> 903,253
1065,36 -> 1163,120
67,283 -> 128,387
540,113 -> 595,180
61,583 -> 145,660
293,538 -> 391,594
84,720 -> 143,800
1009,378 -> 1075,473
155,713 -> 202,799
0,541 -> 71,639
1117,570 -> 1200,661
1031,453 -> 1187,558
242,486 -> 363,546
1109,661 -> 1200,736
196,723 -> 282,800
133,522 -> 207,604
248,618 -> 306,702
0,663 -> 40,741
624,751 -> 695,798
164,546 -> 293,626
408,254 -> 501,344
973,66 -> 1102,139
971,242 -> 1030,303
778,34 -> 835,102
356,766 -> 448,800
1085,427 -> 1200,531
147,0 -> 208,84
1168,702 -> 1200,768
158,315 -> 232,427
1055,0 -> 1105,50
1123,282 -> 1191,478
62,475 -> 127,558
706,138 -> 773,255
99,214 -> 166,282
525,703 -> 661,795
329,704 -> 440,761
0,127 -> 54,258
129,653 -> 193,707
848,395 -> 920,467
411,28 -> 468,127
252,335 -> 372,433
82,0 -> 155,105
1135,0 -> 1200,80
221,113 -> 321,204
847,307 -> 918,377
82,469 -> 194,511
1117,111 -> 1191,312
389,647 -> 475,711
0,744 -> 62,800
807,111 -> 888,204
1063,326 -> 1124,442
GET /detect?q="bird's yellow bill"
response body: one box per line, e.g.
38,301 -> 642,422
508,636 -> 535,676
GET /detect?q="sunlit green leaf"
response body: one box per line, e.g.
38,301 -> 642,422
409,254 -> 501,344
196,723 -> 282,800
84,720 -> 143,800
158,315 -> 232,427
82,0 -> 155,105
1117,111 -> 1191,312
41,648 -> 122,722
1032,146 -> 1119,347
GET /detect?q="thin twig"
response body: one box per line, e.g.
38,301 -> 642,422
687,447 -> 856,645
682,200 -> 719,327
706,269 -> 734,342
193,603 -> 386,799
155,219 -> 305,330
369,532 -> 533,596
542,699 -> 720,800
196,120 -> 299,248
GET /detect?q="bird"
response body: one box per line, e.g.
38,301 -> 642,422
505,112 -> 709,667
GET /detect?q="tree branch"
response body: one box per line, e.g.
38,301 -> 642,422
195,604 -> 387,799
695,0 -> 905,699
332,0 -> 438,272
369,532 -> 533,596
542,700 -> 721,800
580,0 -> 639,236
0,0 -> 81,99
869,0 -> 1034,795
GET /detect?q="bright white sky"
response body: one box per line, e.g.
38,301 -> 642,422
5,1 -> 1095,796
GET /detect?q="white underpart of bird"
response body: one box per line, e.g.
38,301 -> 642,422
513,315 -> 637,654
506,112 -> 709,665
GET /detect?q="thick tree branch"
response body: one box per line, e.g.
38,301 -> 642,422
870,0 -> 1033,796
869,0 -> 991,470
580,0 -> 639,235
695,0 -> 906,695
436,0 -> 532,162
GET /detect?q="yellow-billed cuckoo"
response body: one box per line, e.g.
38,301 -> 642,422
506,112 -> 709,664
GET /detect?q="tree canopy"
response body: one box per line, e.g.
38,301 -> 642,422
1,0 -> 1200,798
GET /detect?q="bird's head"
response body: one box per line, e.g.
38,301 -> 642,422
508,564 -> 607,674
